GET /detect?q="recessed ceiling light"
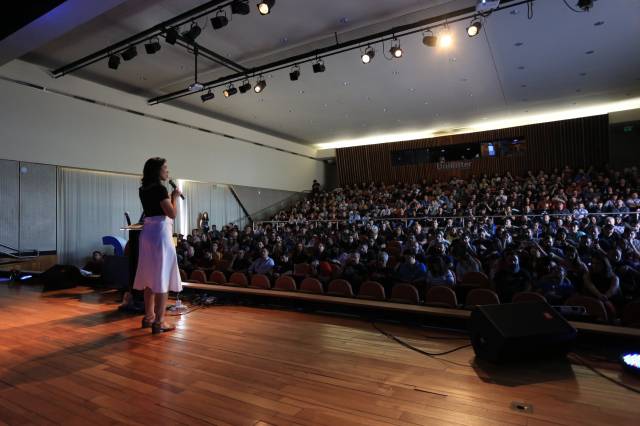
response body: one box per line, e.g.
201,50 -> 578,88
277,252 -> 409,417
522,98 -> 528,102
594,21 -> 605,26
449,57 -> 457,62
298,89 -> 304,94
576,89 -> 582,92
510,9 -> 518,15
343,81 -> 350,86
521,84 -> 527,88
517,66 -> 525,70
393,70 -> 400,75
580,72 -> 587,76
280,37 -> 289,44
409,88 -> 416,92
585,50 -> 595,55
514,42 -> 524,47
383,107 -> 388,112
460,78 -> 468,82
340,17 -> 349,24
424,101 -> 429,105
323,103 -> 328,108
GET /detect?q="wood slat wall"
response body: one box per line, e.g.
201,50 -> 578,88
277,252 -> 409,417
336,115 -> 610,185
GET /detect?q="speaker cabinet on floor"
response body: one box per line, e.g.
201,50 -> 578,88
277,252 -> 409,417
470,301 -> 577,363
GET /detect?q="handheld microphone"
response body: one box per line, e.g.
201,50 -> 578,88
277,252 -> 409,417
169,179 -> 185,200
124,211 -> 131,226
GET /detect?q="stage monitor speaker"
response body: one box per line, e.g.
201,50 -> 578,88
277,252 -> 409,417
40,264 -> 82,290
470,301 -> 577,363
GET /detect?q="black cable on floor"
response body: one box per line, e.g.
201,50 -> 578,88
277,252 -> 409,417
372,321 -> 472,357
569,352 -> 640,395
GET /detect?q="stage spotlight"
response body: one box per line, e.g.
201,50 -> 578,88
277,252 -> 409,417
231,0 -> 250,15
439,29 -> 453,48
577,0 -> 593,11
312,59 -> 325,73
211,11 -> 229,30
361,46 -> 375,64
257,0 -> 275,15
182,22 -> 202,42
108,54 -> 120,70
467,20 -> 482,37
121,45 -> 138,61
144,39 -> 161,54
165,27 -> 179,44
201,90 -> 215,102
289,65 -> 300,81
239,80 -> 252,93
389,40 -> 403,58
422,29 -> 438,47
223,84 -> 237,97
254,77 -> 266,93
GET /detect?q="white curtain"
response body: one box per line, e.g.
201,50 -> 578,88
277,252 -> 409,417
175,181 -> 246,236
57,168 -> 142,266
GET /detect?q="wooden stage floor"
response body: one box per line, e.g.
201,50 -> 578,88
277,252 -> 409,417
0,284 -> 639,426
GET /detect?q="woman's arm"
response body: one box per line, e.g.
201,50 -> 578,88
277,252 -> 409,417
605,275 -> 620,298
160,189 -> 181,219
582,271 -> 606,300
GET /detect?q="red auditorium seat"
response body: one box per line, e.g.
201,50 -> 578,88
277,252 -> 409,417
622,301 -> 640,328
460,271 -> 490,288
273,275 -> 297,291
424,286 -> 458,308
179,269 -> 187,281
299,277 -> 323,294
188,269 -> 207,283
465,288 -> 500,308
327,279 -> 353,297
389,283 -> 420,305
226,272 -> 248,287
249,274 -> 271,289
512,292 -> 547,304
565,294 -> 608,323
215,259 -> 231,272
357,281 -> 386,301
208,270 -> 227,284
293,263 -> 311,278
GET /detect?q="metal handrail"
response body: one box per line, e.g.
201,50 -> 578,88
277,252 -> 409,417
256,211 -> 639,227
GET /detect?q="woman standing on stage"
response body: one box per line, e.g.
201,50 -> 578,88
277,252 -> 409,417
134,157 -> 182,333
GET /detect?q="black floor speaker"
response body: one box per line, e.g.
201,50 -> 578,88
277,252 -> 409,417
470,301 -> 577,363
39,264 -> 82,290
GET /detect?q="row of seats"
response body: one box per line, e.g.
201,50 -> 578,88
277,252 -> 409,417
181,268 -> 640,326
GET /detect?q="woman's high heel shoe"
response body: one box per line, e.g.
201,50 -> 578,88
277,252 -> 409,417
152,322 -> 176,334
141,318 -> 154,329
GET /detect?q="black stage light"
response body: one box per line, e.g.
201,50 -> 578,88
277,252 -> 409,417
254,78 -> 266,93
257,0 -> 275,15
211,11 -> 229,30
201,90 -> 215,102
577,0 -> 593,11
108,54 -> 120,70
289,65 -> 300,81
239,80 -> 252,93
361,46 -> 375,64
422,30 -> 438,47
165,27 -> 179,44
312,60 -> 325,73
389,40 -> 403,58
223,84 -> 238,97
467,20 -> 482,37
121,45 -> 138,61
144,39 -> 161,54
231,0 -> 250,15
182,22 -> 202,42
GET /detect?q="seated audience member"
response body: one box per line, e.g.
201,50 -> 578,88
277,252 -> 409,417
394,251 -> 427,283
452,242 -> 482,278
368,251 -> 394,293
558,245 -> 588,292
83,251 -> 104,274
248,248 -> 275,275
493,252 -> 532,303
583,255 -> 622,309
273,253 -> 294,277
341,252 -> 368,293
532,259 -> 575,304
195,250 -> 215,269
229,249 -> 251,273
425,256 -> 456,288
291,242 -> 310,264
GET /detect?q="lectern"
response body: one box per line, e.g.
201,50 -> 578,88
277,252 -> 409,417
120,224 -> 144,311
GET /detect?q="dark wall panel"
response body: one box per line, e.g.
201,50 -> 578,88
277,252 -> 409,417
336,115 -> 610,185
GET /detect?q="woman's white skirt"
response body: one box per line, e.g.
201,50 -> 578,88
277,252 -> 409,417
133,216 -> 182,293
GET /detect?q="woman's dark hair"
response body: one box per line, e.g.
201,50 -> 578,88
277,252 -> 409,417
141,157 -> 166,187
